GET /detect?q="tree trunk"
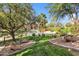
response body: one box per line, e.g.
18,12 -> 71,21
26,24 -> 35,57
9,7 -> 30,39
3,36 -> 6,45
10,31 -> 16,42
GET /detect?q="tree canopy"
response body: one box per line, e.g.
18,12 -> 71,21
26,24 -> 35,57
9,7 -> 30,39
47,3 -> 79,21
35,13 -> 48,30
0,4 -> 34,42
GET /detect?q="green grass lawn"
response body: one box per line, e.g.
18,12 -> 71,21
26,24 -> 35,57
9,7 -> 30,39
13,35 -> 73,56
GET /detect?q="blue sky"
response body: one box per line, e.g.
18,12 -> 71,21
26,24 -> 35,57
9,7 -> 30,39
31,3 -> 51,23
31,3 -> 70,24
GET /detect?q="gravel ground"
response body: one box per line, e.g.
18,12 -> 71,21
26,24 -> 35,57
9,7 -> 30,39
0,40 -> 35,56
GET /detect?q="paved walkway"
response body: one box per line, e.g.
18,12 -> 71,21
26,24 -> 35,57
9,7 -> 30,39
0,33 -> 26,41
0,36 -> 12,41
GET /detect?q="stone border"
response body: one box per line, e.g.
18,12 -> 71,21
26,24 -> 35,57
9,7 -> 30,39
0,41 -> 35,56
49,37 -> 79,51
8,41 -> 35,56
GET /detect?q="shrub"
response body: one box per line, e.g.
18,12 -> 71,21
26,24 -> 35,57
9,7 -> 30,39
32,33 -> 36,37
42,34 -> 45,37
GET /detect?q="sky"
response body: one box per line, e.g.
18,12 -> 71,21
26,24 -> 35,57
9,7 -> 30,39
31,3 -> 51,23
31,3 -> 70,25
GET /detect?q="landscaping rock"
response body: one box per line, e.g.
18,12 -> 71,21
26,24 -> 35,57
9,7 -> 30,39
64,35 -> 78,42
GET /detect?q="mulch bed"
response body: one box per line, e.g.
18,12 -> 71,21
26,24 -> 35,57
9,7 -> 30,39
49,37 -> 79,51
0,40 -> 35,56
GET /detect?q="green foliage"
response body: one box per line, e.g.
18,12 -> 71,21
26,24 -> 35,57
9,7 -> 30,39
13,41 -> 72,56
0,4 -> 34,41
32,33 -> 36,37
11,34 -> 72,56
26,35 -> 52,42
42,34 -> 45,37
47,3 -> 79,21
61,27 -> 71,34
35,13 -> 48,30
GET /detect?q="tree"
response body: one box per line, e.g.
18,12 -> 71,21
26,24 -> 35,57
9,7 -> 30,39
36,13 -> 47,31
0,4 -> 34,42
47,3 -> 79,33
47,3 -> 79,21
48,22 -> 55,27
